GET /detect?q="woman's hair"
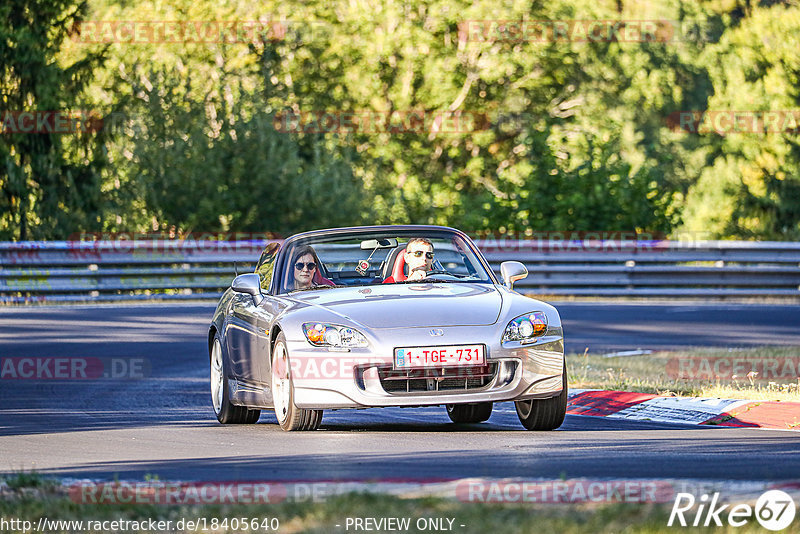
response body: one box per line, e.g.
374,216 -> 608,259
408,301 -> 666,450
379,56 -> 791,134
288,245 -> 322,288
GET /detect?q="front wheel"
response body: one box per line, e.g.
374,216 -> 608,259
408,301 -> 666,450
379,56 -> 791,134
446,402 -> 493,423
271,332 -> 323,431
210,335 -> 261,424
515,364 -> 567,430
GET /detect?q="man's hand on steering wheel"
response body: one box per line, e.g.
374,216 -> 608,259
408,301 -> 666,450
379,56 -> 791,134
407,266 -> 428,281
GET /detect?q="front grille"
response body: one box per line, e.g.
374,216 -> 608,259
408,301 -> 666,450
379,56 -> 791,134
376,363 -> 498,394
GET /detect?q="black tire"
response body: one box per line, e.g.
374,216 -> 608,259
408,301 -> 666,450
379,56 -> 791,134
243,408 -> 261,424
515,363 -> 567,431
446,402 -> 493,423
271,332 -> 323,431
210,334 -> 261,424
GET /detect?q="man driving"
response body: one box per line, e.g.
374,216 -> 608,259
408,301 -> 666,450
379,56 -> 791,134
384,237 -> 434,283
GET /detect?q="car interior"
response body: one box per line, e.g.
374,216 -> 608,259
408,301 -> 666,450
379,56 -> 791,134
280,236 -> 479,292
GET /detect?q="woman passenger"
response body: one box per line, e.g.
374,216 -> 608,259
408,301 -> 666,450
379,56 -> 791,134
289,245 -> 334,290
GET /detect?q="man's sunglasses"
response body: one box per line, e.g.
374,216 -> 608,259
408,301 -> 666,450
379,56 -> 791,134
294,262 -> 317,271
408,250 -> 434,259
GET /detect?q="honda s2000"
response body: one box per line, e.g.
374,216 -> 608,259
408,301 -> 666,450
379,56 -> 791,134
209,225 -> 566,431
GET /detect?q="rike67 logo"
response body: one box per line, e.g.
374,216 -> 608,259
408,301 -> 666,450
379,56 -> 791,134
669,490 -> 796,530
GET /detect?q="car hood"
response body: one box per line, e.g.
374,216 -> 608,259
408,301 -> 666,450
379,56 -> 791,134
287,283 -> 502,329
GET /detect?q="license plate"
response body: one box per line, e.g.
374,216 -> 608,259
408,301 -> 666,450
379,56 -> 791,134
393,344 -> 485,370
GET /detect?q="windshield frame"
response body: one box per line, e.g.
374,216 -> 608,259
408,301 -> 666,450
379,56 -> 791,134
271,226 -> 498,295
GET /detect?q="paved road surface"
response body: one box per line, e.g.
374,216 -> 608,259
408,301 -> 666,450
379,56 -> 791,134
1,302 -> 798,482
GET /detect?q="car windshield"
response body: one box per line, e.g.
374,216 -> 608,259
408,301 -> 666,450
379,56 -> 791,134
277,229 -> 494,294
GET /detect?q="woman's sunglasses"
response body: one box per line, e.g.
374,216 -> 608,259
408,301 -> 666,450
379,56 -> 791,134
294,262 -> 317,271
408,250 -> 434,259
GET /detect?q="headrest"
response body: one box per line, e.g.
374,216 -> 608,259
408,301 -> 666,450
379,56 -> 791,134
391,247 -> 408,282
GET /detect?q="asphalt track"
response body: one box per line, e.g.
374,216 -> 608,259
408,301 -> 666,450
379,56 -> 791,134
1,302 -> 799,482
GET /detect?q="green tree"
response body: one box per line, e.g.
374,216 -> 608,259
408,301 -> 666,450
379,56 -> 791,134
679,4 -> 800,239
116,62 -> 365,235
76,0 -> 367,235
277,0 -> 715,235
0,0 -> 108,240
12,0 -> 796,241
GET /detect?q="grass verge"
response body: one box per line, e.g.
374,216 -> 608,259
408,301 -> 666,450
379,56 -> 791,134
568,346 -> 800,401
0,486 -> 773,534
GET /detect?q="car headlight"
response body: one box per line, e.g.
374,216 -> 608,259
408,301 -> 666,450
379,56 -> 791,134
302,323 -> 368,348
502,312 -> 547,343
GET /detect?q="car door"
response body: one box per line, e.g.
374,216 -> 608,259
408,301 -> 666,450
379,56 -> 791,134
245,241 -> 282,388
224,241 -> 281,386
225,292 -> 263,386
253,298 -> 282,390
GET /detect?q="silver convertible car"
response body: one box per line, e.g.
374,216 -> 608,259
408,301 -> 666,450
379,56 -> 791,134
209,225 -> 566,431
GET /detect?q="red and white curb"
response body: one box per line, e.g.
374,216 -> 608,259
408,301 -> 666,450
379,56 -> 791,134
568,389 -> 800,430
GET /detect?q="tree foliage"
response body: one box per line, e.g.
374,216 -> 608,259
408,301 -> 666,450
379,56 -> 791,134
679,4 -> 800,239
0,0 -> 108,239
2,0 -> 799,240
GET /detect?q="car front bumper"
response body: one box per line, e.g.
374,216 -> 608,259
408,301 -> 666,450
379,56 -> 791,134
284,325 -> 565,409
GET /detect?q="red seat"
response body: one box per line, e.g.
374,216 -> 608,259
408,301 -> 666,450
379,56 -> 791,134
383,248 -> 407,283
313,269 -> 336,286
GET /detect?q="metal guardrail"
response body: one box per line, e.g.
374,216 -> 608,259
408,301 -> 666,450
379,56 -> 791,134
478,239 -> 800,297
1,239 -> 799,302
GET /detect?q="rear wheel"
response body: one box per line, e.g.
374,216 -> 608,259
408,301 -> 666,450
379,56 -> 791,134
210,335 -> 261,424
515,364 -> 567,430
446,402 -> 493,423
271,332 -> 323,431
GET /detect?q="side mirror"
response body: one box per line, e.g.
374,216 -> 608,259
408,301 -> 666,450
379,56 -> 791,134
500,261 -> 528,290
231,273 -> 264,305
